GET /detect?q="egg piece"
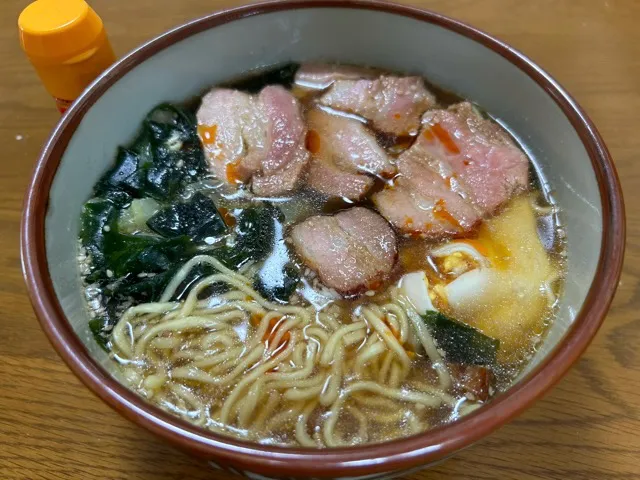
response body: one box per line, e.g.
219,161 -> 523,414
399,271 -> 437,315
444,195 -> 557,363
430,241 -> 490,270
445,268 -> 495,313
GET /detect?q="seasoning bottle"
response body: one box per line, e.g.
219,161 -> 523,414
18,0 -> 116,113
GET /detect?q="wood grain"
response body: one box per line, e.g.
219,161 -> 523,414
1,0 -> 639,478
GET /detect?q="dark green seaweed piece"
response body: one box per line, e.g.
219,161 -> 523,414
146,103 -> 197,145
254,263 -> 300,304
130,128 -> 154,165
213,204 -> 281,270
170,262 -> 229,301
235,205 -> 279,258
229,63 -> 300,93
83,233 -> 194,313
141,104 -> 207,200
116,267 -> 179,302
119,259 -> 229,303
143,143 -> 203,200
94,127 -> 154,200
88,317 -> 110,351
80,198 -> 119,274
109,252 -> 229,304
146,192 -> 226,240
422,311 -> 499,365
251,204 -> 300,303
95,147 -> 147,197
81,195 -> 196,287
107,190 -> 134,208
104,234 -> 194,278
211,245 -> 249,271
87,298 -> 120,351
94,103 -> 207,202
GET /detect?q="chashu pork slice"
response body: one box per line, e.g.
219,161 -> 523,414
419,101 -> 529,213
291,207 -> 397,294
373,145 -> 483,239
306,108 -> 395,200
196,85 -> 309,196
373,102 -> 530,239
319,76 -> 436,136
252,86 -> 310,196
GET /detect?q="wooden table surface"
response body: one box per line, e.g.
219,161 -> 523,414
1,1 -> 639,479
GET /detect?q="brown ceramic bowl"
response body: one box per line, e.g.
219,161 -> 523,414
21,1 -> 625,478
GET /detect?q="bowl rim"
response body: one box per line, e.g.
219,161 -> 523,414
21,0 -> 625,477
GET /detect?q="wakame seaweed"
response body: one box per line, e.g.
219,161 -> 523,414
116,267 -> 180,302
80,198 -> 119,278
157,201 -> 292,301
80,103 -> 209,348
147,192 -> 226,240
89,317 -> 111,351
104,234 -> 194,278
254,263 -> 300,304
81,222 -> 198,344
214,204 -> 282,270
251,204 -> 300,303
82,213 -> 196,295
95,147 -> 147,198
171,263 -> 230,301
95,103 -> 207,201
87,296 -> 122,351
422,311 -> 499,365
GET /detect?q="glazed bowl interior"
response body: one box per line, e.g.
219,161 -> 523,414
27,1 -> 623,476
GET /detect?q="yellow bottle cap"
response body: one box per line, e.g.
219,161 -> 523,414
18,0 -> 105,61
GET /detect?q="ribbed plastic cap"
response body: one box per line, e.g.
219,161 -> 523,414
18,0 -> 104,60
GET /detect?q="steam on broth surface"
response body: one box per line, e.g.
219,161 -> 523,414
78,63 -> 565,447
